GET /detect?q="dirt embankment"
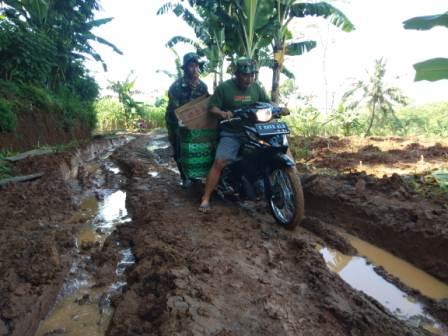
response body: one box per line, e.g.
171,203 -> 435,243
0,109 -> 91,152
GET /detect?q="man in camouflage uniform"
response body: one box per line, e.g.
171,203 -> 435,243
165,52 -> 209,187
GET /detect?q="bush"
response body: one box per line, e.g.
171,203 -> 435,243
285,105 -> 325,138
95,97 -> 167,133
0,98 -> 16,132
53,86 -> 96,131
95,97 -> 126,132
397,102 -> 448,137
142,105 -> 165,129
0,22 -> 56,84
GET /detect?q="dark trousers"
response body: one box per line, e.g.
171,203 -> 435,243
166,122 -> 187,180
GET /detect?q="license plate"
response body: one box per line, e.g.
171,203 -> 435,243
255,122 -> 289,136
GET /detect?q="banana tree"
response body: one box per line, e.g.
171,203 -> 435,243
157,1 -> 227,88
1,0 -> 122,73
270,1 -> 354,102
403,12 -> 448,81
225,0 -> 275,59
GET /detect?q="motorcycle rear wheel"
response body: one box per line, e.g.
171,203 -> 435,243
267,167 -> 304,230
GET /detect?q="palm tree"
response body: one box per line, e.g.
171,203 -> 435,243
343,58 -> 408,136
403,12 -> 448,81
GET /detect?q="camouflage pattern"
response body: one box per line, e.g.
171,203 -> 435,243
165,77 -> 208,181
165,78 -> 208,126
236,57 -> 258,74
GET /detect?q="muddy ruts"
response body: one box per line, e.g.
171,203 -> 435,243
304,174 -> 448,283
0,135 -> 128,336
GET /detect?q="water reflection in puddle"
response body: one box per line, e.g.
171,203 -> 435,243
103,157 -> 121,175
35,287 -> 113,336
347,234 -> 448,300
36,189 -> 134,336
147,139 -> 169,152
320,245 -> 447,335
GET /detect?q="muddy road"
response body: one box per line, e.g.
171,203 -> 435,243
0,131 -> 447,336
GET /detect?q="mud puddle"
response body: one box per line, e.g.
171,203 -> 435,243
320,234 -> 448,335
36,160 -> 135,336
145,129 -> 179,174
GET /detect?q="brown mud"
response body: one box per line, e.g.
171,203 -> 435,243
0,132 -> 447,335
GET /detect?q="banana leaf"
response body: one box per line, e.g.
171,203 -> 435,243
403,12 -> 448,30
414,58 -> 448,82
286,40 -> 316,56
290,2 -> 354,32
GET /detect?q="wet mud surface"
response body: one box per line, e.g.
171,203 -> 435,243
0,132 -> 447,335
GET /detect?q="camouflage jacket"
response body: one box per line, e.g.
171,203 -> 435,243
165,77 -> 208,126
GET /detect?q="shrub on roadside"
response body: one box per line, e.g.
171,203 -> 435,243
0,98 -> 16,132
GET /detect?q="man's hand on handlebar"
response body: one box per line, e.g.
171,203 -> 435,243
221,111 -> 234,120
280,107 -> 290,116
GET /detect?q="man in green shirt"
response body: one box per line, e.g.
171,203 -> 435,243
165,52 -> 209,188
199,57 -> 270,212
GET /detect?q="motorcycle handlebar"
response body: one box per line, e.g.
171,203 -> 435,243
219,117 -> 242,125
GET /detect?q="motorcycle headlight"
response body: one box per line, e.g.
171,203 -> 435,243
255,108 -> 272,122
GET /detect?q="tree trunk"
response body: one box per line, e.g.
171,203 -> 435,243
271,46 -> 282,104
213,73 -> 218,91
364,101 -> 376,136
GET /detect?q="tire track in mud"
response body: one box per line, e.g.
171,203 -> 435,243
106,133 -> 432,336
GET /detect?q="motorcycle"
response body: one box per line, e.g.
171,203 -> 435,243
216,102 -> 304,229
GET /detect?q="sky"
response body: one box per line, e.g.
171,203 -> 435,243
87,0 -> 448,111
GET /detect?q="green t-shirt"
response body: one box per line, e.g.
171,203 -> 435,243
209,78 -> 270,133
209,78 -> 270,112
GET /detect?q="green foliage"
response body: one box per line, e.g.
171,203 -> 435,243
290,141 -> 312,162
413,58 -> 448,82
0,159 -> 12,179
0,79 -> 96,134
0,21 -> 56,84
95,96 -> 167,133
403,12 -> 448,81
285,103 -> 324,138
0,98 -> 16,132
95,97 -> 126,132
142,105 -> 166,129
53,86 -> 97,130
22,84 -> 55,108
0,0 -> 116,138
404,170 -> 448,201
432,170 -> 448,193
343,58 -> 408,136
283,99 -> 448,138
396,101 -> 448,137
108,72 -> 145,128
329,103 -> 363,136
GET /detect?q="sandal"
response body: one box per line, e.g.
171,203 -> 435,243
198,202 -> 211,213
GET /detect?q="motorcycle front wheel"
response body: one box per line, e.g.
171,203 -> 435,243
267,167 -> 304,230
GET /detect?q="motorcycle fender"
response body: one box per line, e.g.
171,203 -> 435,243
273,153 -> 295,167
